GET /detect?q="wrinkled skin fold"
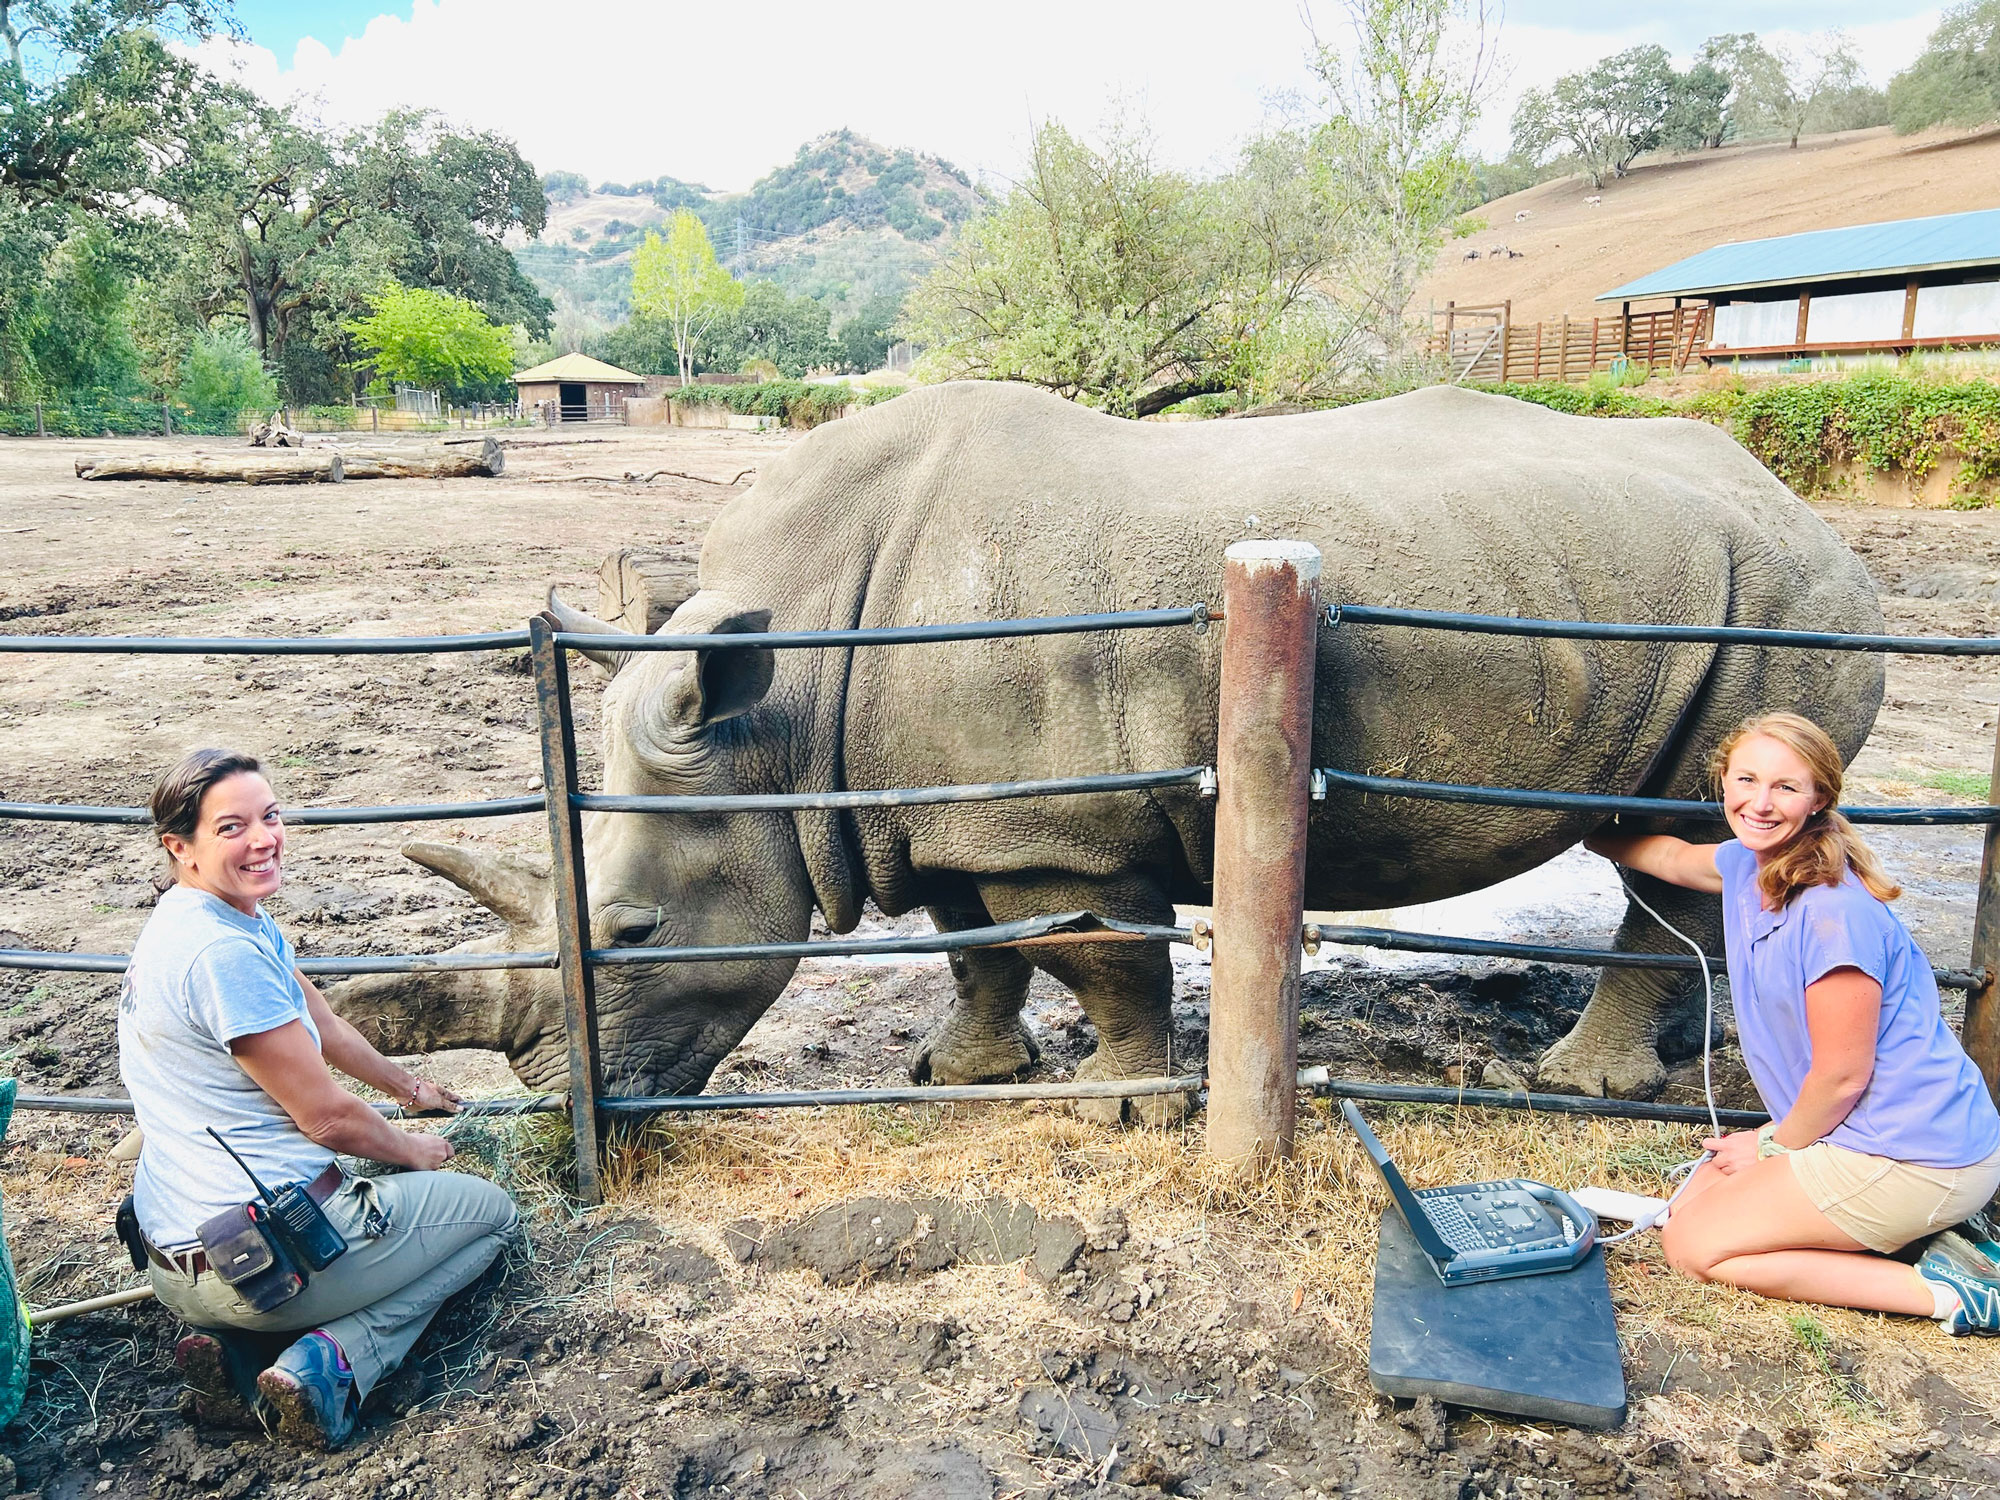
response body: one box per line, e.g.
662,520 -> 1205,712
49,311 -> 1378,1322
326,384 -> 1883,1109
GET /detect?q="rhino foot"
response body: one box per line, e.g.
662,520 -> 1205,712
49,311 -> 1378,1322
909,1013 -> 1040,1086
1073,1050 -> 1193,1128
1534,1030 -> 1668,1100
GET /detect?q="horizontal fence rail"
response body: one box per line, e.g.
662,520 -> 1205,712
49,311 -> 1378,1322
0,630 -> 531,656
591,911 -> 1191,967
562,603 -> 1211,654
0,947 -> 557,975
1315,767 -> 2000,827
1333,602 -> 2000,656
8,585 -> 2000,1198
0,794 -> 546,826
576,766 -> 1210,815
1306,922 -> 1980,991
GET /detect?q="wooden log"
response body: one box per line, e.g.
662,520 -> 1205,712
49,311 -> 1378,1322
598,547 -> 702,635
337,438 -> 505,480
75,451 -> 344,484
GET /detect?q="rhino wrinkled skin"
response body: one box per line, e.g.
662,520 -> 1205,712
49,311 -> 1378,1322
328,383 -> 1883,1112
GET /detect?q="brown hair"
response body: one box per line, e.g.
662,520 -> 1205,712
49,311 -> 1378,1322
150,749 -> 267,874
1709,713 -> 1900,909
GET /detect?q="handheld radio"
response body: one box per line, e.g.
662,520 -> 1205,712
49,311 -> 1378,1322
206,1127 -> 348,1272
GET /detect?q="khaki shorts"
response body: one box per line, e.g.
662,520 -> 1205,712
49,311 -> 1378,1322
1791,1141 -> 2000,1253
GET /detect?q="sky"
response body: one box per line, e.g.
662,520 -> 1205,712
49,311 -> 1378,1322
200,1 -> 1948,195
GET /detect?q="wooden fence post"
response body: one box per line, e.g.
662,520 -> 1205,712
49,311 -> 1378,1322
1963,720 -> 2000,1101
1206,541 -> 1321,1165
529,612 -> 606,1203
1498,301 -> 1511,384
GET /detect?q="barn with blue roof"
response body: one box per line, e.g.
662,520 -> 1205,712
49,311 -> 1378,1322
1597,207 -> 2000,369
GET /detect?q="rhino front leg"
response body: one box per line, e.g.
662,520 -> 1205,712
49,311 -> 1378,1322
1536,867 -> 1723,1099
909,901 -> 1040,1085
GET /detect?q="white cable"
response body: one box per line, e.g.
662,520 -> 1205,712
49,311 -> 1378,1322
1591,871 -> 1720,1246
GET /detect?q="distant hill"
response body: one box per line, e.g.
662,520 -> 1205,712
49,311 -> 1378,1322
1419,125 -> 2000,323
514,130 -> 987,327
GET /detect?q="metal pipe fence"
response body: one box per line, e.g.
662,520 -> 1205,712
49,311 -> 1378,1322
1,603 -> 1222,1201
6,584 -> 2000,1198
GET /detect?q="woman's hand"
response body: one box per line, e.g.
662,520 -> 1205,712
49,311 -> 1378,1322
402,1132 -> 456,1170
408,1079 -> 463,1115
1701,1131 -> 1759,1175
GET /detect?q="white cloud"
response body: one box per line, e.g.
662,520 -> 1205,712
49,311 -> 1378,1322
186,0 -> 1321,191
182,1 -> 1945,193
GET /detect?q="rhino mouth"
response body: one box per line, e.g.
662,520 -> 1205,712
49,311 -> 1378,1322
505,1017 -> 744,1102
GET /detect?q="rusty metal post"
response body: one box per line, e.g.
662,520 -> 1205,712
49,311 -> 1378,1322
1206,541 -> 1321,1164
1964,720 -> 2000,1100
529,612 -> 606,1202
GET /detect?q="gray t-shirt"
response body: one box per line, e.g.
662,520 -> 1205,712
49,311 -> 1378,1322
118,885 -> 334,1245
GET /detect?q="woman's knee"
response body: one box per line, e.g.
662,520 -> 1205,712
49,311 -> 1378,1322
1660,1219 -> 1719,1281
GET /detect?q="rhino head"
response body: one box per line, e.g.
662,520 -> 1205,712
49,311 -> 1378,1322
326,590 -> 818,1098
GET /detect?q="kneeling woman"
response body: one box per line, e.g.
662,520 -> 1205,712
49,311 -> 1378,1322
1587,713 -> 2000,1333
119,749 -> 519,1445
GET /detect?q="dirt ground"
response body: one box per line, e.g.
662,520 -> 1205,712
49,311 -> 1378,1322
1417,124 -> 2000,323
3,424 -> 1999,1500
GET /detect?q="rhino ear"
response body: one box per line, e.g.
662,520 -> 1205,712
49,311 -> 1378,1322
664,606 -> 774,729
404,841 -> 552,927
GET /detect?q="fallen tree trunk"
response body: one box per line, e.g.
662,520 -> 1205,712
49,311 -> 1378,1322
75,451 -> 344,484
599,547 -> 702,635
337,438 -> 505,479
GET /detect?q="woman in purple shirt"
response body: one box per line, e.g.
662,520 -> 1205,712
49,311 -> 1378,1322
1587,712 -> 2000,1333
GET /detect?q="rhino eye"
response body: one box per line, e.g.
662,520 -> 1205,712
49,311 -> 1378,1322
609,917 -> 657,947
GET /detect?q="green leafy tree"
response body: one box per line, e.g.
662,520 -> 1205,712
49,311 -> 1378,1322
1696,33 -> 1785,142
705,280 -> 840,376
1889,1 -> 2000,133
176,323 -> 275,423
630,210 -> 742,384
1511,45 -> 1679,188
834,295 -> 902,373
1,1 -> 233,213
1309,0 -> 1496,363
1661,62 -> 1731,151
152,97 -> 549,402
899,119 -> 1234,413
346,281 -> 515,402
27,220 -> 139,394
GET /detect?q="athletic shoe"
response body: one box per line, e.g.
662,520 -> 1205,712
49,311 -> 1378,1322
174,1332 -> 263,1429
1917,1235 -> 2000,1335
256,1331 -> 358,1448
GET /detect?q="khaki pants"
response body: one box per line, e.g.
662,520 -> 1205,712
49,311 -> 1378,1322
150,1170 -> 518,1400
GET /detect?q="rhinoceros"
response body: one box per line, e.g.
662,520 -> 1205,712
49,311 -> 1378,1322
328,382 -> 1883,1111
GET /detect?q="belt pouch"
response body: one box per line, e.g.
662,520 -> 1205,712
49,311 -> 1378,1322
115,1194 -> 147,1273
196,1202 -> 304,1312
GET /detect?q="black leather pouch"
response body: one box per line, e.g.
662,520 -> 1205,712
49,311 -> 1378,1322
115,1193 -> 146,1273
196,1202 -> 304,1312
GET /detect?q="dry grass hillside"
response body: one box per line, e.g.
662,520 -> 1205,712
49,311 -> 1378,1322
1420,125 -> 2000,323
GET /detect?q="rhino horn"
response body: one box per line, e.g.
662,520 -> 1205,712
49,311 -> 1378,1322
545,588 -> 633,674
404,840 -> 552,927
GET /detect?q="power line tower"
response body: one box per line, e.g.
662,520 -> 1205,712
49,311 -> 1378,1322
734,212 -> 747,272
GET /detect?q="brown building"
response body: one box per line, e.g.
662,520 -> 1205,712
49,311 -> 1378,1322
512,353 -> 648,422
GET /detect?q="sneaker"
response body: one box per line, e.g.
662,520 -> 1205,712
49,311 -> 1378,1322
175,1332 -> 262,1429
256,1331 -> 358,1449
1918,1235 -> 2000,1335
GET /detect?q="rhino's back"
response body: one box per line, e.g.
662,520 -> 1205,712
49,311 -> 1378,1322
700,383 -> 1882,910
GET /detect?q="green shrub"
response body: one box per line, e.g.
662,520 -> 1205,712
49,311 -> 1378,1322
1727,374 -> 2000,505
178,327 -> 279,426
670,380 -> 863,426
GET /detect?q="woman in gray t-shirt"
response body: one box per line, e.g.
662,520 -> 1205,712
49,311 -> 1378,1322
119,749 -> 517,1447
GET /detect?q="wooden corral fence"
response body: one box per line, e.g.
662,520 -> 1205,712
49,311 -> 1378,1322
1429,302 -> 1714,384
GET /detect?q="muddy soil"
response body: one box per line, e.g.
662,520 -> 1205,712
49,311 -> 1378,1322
2,431 -> 1998,1499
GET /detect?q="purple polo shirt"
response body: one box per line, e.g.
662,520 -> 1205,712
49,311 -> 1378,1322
1717,840 -> 2000,1169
